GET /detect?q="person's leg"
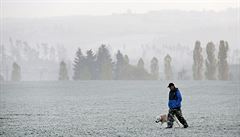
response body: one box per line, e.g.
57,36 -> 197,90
175,109 -> 188,128
167,109 -> 175,128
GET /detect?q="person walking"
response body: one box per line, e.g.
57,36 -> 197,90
166,83 -> 188,128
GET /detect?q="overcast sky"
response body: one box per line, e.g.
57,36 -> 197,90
1,0 -> 240,18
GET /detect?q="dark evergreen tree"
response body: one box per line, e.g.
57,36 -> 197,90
122,54 -> 131,79
115,50 -> 125,80
72,48 -> 85,80
96,45 -> 113,80
135,58 -> 151,80
124,55 -> 129,65
86,49 -> 97,80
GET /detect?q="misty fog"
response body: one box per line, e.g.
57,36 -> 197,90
1,8 -> 240,81
1,1 -> 240,136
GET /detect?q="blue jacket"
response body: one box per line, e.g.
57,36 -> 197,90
168,88 -> 182,109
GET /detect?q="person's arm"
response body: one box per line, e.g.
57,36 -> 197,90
176,90 -> 182,105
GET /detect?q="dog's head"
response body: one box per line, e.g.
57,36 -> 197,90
155,115 -> 161,123
155,114 -> 167,124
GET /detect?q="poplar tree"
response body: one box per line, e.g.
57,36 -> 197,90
192,41 -> 203,80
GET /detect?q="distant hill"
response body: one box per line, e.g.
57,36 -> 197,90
2,8 -> 239,66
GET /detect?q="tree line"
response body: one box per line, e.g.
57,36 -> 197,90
193,40 -> 230,80
4,40 -> 235,81
60,44 -> 159,81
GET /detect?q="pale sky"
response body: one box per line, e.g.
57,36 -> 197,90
1,0 -> 240,18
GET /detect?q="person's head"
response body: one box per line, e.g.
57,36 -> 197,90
168,83 -> 175,90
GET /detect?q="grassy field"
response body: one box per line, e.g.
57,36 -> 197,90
0,81 -> 239,137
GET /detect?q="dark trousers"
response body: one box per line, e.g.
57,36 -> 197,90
167,108 -> 188,127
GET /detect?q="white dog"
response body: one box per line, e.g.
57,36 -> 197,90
155,114 -> 181,127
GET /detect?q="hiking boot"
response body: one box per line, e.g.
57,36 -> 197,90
165,126 -> 173,129
183,124 -> 188,128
